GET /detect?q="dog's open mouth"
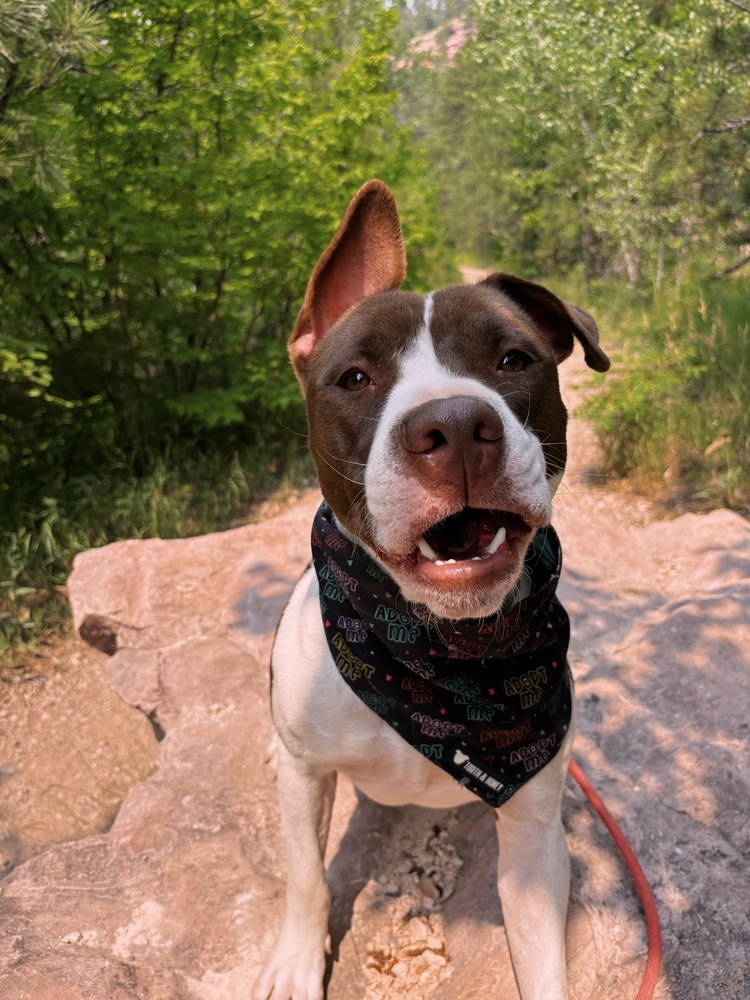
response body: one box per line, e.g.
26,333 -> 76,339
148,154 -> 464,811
375,507 -> 540,596
416,508 -> 528,565
417,507 -> 529,566
374,506 -> 542,613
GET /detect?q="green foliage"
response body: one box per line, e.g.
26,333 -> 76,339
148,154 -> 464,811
0,0 -> 103,187
582,279 -> 750,509
0,1 -> 442,477
395,0 -> 750,512
401,0 -> 750,281
0,0 -> 447,646
0,443 -> 314,645
2,0 -> 748,647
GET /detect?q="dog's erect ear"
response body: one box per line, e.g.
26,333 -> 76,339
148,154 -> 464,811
481,273 -> 610,373
289,179 -> 406,384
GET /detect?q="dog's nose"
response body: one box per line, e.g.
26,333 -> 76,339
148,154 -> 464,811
400,396 -> 505,491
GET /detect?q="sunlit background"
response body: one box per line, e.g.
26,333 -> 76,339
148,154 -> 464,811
1,0 -> 748,646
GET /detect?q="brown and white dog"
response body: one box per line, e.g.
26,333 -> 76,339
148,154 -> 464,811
254,181 -> 609,1000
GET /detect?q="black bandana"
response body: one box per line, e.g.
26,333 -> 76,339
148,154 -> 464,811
312,502 -> 572,808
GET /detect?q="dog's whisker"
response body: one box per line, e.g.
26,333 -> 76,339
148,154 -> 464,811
312,446 -> 365,486
320,452 -> 369,469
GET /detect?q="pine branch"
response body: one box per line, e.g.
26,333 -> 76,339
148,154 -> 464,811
712,254 -> 750,279
695,117 -> 750,138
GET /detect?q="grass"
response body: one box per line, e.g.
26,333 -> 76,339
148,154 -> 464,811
0,437 -> 315,650
579,277 -> 749,513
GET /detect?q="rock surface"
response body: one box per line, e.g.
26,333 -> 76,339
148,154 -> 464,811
0,640 -> 159,876
1,362 -> 749,1000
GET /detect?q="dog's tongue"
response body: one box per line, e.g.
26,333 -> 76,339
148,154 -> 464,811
424,509 -> 508,560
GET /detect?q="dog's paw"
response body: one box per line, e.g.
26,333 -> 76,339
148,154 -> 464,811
252,925 -> 327,1000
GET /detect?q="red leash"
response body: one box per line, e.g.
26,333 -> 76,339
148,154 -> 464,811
568,758 -> 663,1000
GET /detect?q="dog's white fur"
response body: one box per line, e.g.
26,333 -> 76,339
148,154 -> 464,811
253,179 -> 608,1000
254,312 -> 572,1000
258,565 -> 574,1000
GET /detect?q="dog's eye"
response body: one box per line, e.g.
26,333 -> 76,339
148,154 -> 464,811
339,369 -> 373,391
498,351 -> 531,373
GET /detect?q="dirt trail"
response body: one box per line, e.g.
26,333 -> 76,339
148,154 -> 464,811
1,304 -> 749,999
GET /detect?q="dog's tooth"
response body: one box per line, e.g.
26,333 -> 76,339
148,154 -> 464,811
486,526 -> 507,555
417,537 -> 439,561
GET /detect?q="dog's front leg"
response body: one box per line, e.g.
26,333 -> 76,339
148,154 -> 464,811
494,738 -> 572,1000
253,741 -> 336,1000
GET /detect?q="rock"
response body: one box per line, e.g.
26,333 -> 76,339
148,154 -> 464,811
0,641 -> 159,877
1,439 -> 749,998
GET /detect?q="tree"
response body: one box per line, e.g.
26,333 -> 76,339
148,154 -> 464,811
403,0 -> 750,281
0,0 -> 434,504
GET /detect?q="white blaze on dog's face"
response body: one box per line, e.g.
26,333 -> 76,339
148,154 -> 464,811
289,180 -> 609,620
361,289 -> 559,618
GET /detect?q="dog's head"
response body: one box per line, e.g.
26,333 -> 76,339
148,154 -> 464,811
290,180 -> 609,619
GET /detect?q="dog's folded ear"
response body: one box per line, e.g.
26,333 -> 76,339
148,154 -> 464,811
289,179 -> 406,386
481,273 -> 610,373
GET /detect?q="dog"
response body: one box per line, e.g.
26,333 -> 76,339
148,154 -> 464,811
254,180 -> 609,1000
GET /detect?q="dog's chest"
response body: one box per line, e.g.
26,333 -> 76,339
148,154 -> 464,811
272,568 -> 479,809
